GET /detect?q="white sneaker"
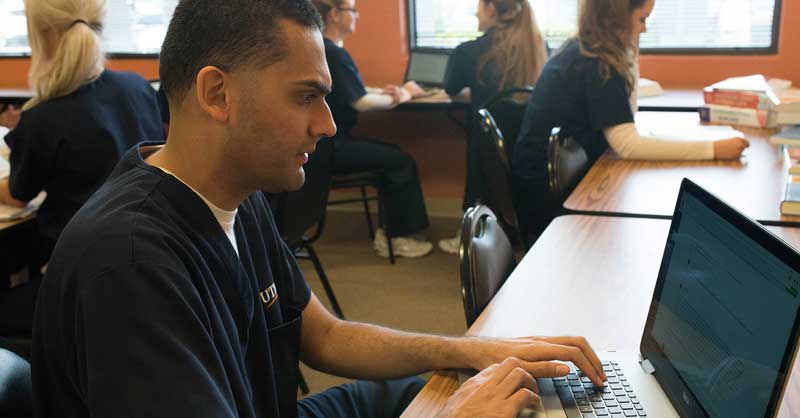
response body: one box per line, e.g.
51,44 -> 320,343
373,229 -> 433,258
437,229 -> 461,255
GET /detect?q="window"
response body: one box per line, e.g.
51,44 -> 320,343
409,0 -> 781,54
0,0 -> 178,57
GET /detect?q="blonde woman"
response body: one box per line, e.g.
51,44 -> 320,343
0,0 -> 162,260
512,0 -> 749,242
439,0 -> 548,253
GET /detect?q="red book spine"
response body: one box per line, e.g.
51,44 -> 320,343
703,89 -> 763,109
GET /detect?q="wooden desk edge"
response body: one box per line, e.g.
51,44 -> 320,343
399,371 -> 459,418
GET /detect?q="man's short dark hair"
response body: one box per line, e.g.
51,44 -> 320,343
160,0 -> 323,104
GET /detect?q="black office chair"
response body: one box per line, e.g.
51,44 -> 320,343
459,205 -> 517,327
546,127 -> 590,205
483,86 -> 534,162
473,107 -> 525,245
0,344 -> 32,418
271,138 -> 344,320
327,172 -> 395,263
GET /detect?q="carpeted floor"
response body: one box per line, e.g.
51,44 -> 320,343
296,197 -> 468,395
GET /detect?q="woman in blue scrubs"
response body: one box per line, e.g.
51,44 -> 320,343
439,0 -> 549,253
512,0 -> 749,243
0,0 -> 162,261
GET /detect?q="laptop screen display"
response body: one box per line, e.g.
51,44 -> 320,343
406,51 -> 449,86
645,182 -> 800,418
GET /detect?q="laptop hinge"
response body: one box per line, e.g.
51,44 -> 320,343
639,359 -> 656,375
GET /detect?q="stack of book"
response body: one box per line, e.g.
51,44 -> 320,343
775,88 -> 800,125
700,75 -> 778,128
774,127 -> 800,215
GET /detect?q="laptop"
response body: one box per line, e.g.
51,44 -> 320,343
404,50 -> 450,95
518,179 -> 800,418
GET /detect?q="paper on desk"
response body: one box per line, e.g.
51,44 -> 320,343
638,124 -> 744,142
0,191 -> 44,221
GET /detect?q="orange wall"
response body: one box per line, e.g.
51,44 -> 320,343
0,58 -> 159,88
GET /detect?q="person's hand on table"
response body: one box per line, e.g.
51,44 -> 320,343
435,357 -> 540,418
0,105 -> 21,130
402,80 -> 425,98
459,336 -> 607,386
383,84 -> 412,105
713,137 -> 749,160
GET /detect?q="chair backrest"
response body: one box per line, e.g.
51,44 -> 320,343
547,128 -> 590,203
271,138 -> 334,247
0,346 -> 32,418
459,205 -> 517,327
483,87 -> 534,162
474,108 -> 521,240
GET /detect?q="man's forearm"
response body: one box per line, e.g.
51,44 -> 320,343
302,319 -> 479,380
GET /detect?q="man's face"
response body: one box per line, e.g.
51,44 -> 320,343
227,20 -> 336,193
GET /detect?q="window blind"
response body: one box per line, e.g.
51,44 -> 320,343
412,0 -> 779,52
0,0 -> 178,56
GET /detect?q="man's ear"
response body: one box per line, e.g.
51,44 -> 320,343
194,66 -> 231,122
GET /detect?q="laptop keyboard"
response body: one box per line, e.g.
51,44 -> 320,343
552,361 -> 647,418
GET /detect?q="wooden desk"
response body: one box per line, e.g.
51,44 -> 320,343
564,112 -> 797,225
0,88 -> 34,104
401,215 -> 800,418
394,90 -> 469,113
638,88 -> 704,112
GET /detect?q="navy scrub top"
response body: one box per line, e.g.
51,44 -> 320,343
512,39 -> 634,179
4,69 -> 163,255
443,28 -> 502,109
444,28 -> 550,109
32,144 -> 312,418
323,37 -> 368,137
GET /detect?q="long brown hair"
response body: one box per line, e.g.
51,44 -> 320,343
24,0 -> 105,110
477,0 -> 547,92
577,0 -> 646,93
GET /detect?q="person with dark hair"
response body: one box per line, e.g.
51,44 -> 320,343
312,0 -> 433,259
32,1 -> 607,417
512,0 -> 749,243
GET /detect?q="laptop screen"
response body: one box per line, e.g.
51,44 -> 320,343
641,179 -> 800,418
405,51 -> 450,87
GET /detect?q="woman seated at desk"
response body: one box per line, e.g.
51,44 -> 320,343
439,0 -> 548,254
314,0 -> 434,258
0,0 -> 162,262
512,0 -> 749,243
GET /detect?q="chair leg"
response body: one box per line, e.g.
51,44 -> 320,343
360,185 -> 375,240
298,368 -> 310,395
378,194 -> 396,264
304,242 -> 345,318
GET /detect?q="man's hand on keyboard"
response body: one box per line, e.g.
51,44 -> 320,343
460,336 -> 608,387
435,357 -> 540,418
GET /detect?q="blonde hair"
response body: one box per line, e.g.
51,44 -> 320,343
477,0 -> 547,94
576,0 -> 646,93
24,0 -> 105,110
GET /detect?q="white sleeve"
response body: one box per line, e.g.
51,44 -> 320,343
603,123 -> 715,160
352,93 -> 396,112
